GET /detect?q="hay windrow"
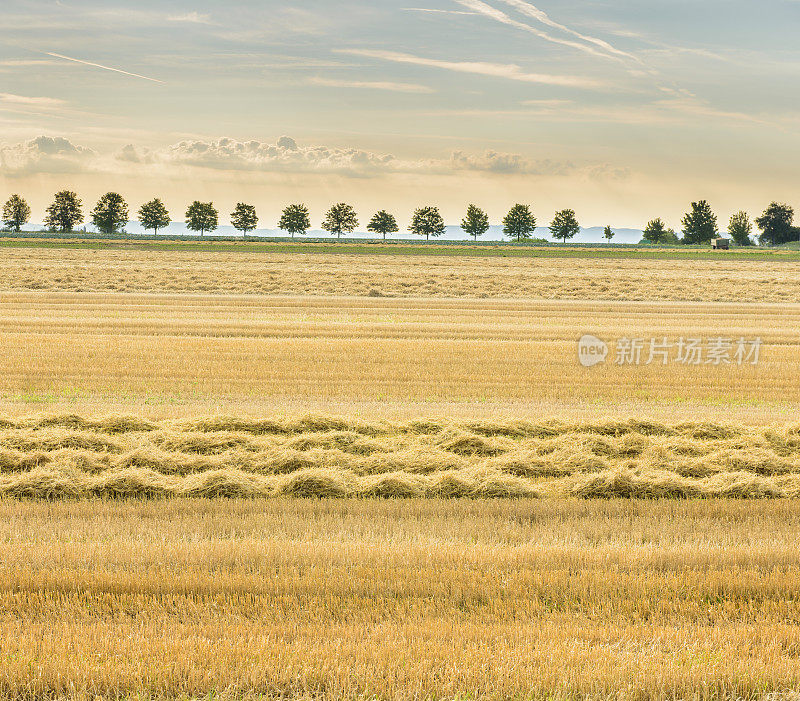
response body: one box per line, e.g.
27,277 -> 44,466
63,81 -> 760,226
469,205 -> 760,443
1,414 -> 800,499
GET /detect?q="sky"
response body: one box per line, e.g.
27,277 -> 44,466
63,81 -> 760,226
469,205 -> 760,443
1,0 -> 799,231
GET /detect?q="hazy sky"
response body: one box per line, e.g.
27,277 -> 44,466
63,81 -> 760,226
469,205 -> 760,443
1,0 -> 799,229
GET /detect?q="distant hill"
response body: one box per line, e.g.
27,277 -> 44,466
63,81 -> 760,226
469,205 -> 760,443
21,222 -> 645,243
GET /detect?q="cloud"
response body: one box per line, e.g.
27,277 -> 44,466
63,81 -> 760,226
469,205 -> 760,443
167,12 -> 213,24
337,49 -> 606,89
0,93 -> 67,109
115,136 -> 619,179
403,7 -> 479,14
0,136 -> 95,175
117,136 -> 399,175
450,150 -> 572,175
308,77 -> 435,94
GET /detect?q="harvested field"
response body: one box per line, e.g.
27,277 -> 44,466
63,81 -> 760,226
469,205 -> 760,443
2,245 -> 800,301
2,498 -> 800,700
0,293 -> 797,424
2,414 -> 800,499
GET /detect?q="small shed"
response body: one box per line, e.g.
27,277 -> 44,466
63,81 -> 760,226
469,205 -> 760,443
712,238 -> 730,250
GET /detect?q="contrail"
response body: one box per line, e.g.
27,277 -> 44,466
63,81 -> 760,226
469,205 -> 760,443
498,0 -> 640,62
45,52 -> 164,83
454,0 -> 620,62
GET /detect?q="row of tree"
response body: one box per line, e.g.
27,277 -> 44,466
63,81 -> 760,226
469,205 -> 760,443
1,192 -> 797,245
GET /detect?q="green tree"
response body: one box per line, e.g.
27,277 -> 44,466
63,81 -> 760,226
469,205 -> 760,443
138,198 -> 171,235
279,204 -> 311,239
91,192 -> 129,234
549,209 -> 580,243
44,191 -> 83,233
322,203 -> 358,239
755,203 -> 794,246
461,204 -> 490,241
662,228 -> 681,245
2,194 -> 31,233
185,201 -> 218,236
681,200 -> 718,244
231,203 -> 258,237
642,218 -> 668,244
502,204 -> 536,242
603,225 -> 614,243
728,211 -> 753,246
409,206 -> 445,241
367,210 -> 399,240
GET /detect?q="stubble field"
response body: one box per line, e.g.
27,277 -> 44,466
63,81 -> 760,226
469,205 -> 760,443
2,241 -> 800,700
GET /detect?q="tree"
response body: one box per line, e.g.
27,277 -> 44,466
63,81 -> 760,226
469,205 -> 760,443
367,210 -> 399,240
549,209 -> 580,243
279,204 -> 311,239
461,204 -> 490,241
681,200 -> 718,244
185,201 -> 218,236
138,198 -> 171,235
502,204 -> 536,242
409,206 -> 445,241
603,225 -> 614,243
728,211 -> 753,246
44,191 -> 83,233
756,203 -> 795,246
322,203 -> 358,239
231,203 -> 258,237
2,194 -> 31,233
91,192 -> 129,234
642,218 -> 668,244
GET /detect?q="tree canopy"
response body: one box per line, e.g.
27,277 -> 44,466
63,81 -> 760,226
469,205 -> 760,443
2,195 -> 31,233
185,201 -> 218,236
279,204 -> 311,239
409,207 -> 445,241
322,203 -> 358,239
603,225 -> 614,242
755,202 -> 795,246
91,192 -> 129,234
502,204 -> 536,242
138,199 -> 171,235
367,210 -> 399,240
728,211 -> 753,246
681,200 -> 718,244
231,203 -> 259,237
549,209 -> 580,243
44,191 -> 83,233
461,205 -> 490,240
643,218 -> 668,244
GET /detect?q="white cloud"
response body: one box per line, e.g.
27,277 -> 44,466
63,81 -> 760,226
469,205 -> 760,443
167,12 -> 213,24
0,93 -> 67,108
308,77 -> 435,94
0,136 -> 95,175
337,49 -> 607,89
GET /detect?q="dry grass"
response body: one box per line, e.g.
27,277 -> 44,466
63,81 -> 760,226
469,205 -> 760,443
2,498 -> 800,700
2,414 -> 800,499
2,246 -> 800,301
0,293 -> 797,425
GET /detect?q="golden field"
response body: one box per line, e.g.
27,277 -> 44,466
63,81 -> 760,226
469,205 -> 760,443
2,244 -> 800,301
2,243 -> 800,700
2,498 -> 800,700
0,292 -> 798,422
